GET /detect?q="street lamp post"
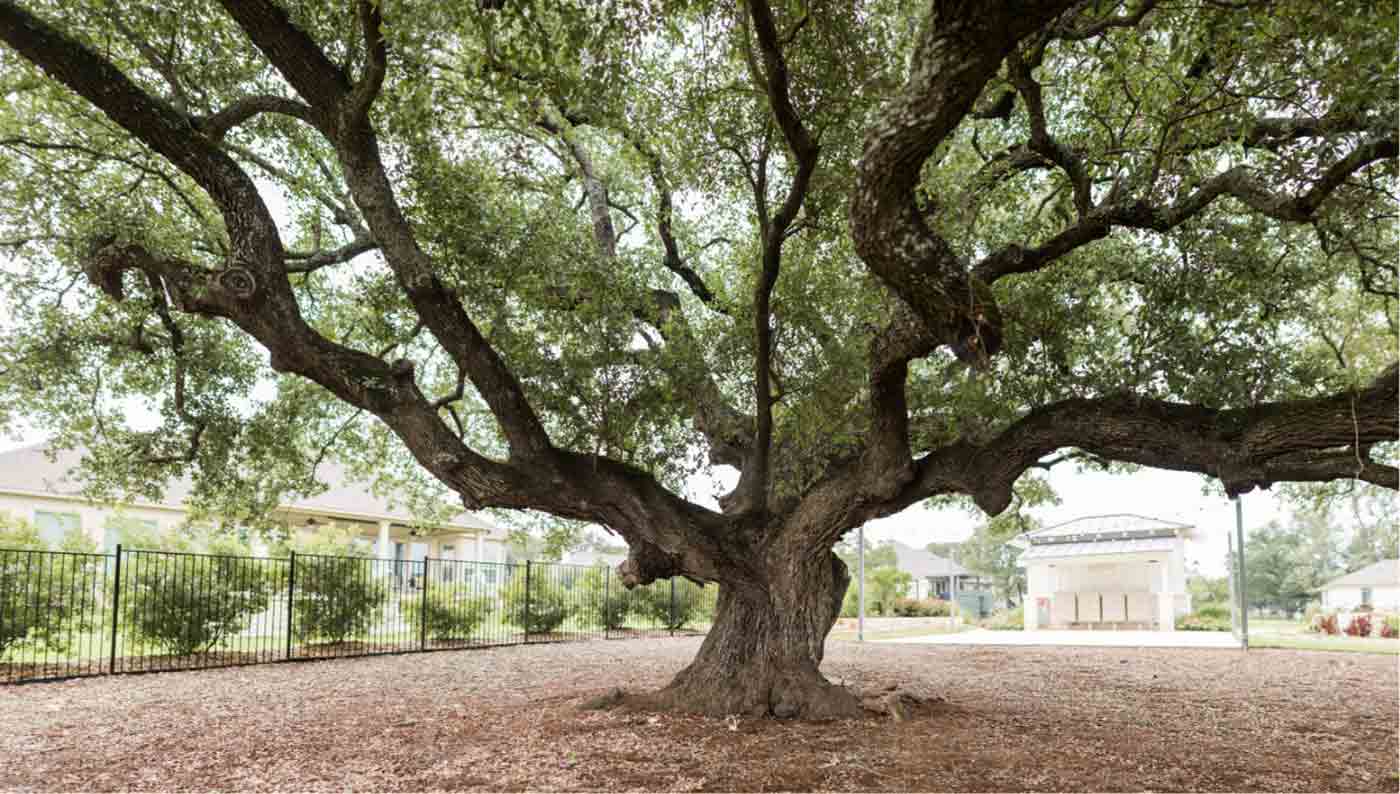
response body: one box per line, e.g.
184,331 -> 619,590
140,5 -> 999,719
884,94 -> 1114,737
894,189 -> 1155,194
857,524 -> 866,643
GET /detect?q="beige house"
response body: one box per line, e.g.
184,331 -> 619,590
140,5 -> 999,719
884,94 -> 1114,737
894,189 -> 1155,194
1015,514 -> 1193,631
1320,559 -> 1400,611
0,444 -> 508,566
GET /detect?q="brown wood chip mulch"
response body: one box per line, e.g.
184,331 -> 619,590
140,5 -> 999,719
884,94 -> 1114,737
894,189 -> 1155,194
0,637 -> 1394,792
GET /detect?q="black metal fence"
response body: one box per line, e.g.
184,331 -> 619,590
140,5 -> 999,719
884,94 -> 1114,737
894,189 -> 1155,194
0,545 -> 718,684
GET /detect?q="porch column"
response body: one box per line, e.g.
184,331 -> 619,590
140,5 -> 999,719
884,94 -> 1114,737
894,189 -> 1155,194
1158,559 -> 1174,631
376,520 -> 391,560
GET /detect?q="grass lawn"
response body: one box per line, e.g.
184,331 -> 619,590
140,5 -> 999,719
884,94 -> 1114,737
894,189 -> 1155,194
828,619 -> 969,642
1247,617 -> 1399,654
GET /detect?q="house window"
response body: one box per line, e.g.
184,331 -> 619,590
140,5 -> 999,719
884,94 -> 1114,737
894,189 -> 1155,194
34,511 -> 80,547
1361,587 -> 1374,607
102,517 -> 158,552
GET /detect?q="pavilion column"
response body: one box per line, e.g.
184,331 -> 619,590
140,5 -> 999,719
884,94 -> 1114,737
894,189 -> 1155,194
474,532 -> 484,563
1157,559 -> 1174,631
376,520 -> 391,560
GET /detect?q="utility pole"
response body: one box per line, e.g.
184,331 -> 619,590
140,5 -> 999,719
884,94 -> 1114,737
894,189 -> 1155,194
857,524 -> 866,643
1234,497 -> 1249,650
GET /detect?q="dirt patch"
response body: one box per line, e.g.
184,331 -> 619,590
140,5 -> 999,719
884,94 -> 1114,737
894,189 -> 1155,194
0,638 -> 1394,791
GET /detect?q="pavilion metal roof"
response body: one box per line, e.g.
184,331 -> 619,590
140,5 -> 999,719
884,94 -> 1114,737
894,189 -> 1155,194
1018,536 -> 1177,562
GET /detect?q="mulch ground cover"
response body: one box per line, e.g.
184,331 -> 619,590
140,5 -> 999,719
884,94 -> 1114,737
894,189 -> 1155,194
0,636 -> 1394,791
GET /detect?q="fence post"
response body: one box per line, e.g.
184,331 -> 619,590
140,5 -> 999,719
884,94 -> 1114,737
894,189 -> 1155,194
523,560 -> 532,642
421,557 -> 430,651
285,551 -> 296,659
669,578 -> 676,636
108,544 -> 122,674
604,565 -> 611,639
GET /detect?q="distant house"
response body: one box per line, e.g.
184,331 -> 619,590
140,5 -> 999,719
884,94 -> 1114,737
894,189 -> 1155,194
0,444 -> 509,567
886,540 -> 983,600
564,549 -> 627,569
1320,560 -> 1400,611
1014,514 -> 1194,631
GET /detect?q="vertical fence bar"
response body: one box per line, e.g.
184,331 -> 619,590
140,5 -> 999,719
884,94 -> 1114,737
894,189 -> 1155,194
420,557 -> 430,651
108,545 -> 122,674
523,560 -> 532,642
669,578 -> 676,637
285,551 -> 296,660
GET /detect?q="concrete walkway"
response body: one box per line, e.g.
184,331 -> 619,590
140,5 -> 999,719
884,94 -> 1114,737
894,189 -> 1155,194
882,628 -> 1241,648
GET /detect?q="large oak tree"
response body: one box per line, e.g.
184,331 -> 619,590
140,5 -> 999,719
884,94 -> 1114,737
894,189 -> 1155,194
0,0 -> 1395,717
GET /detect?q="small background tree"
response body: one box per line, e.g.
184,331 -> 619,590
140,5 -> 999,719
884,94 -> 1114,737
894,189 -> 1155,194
631,579 -> 698,631
118,530 -> 272,656
403,586 -> 491,641
0,513 -> 100,658
285,526 -> 388,645
502,571 -> 573,634
577,566 -> 628,631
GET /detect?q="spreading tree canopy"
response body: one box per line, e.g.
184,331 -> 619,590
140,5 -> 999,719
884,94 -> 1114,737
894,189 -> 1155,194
0,0 -> 1395,717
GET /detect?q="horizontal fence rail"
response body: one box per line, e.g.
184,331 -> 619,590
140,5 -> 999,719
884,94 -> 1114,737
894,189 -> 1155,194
0,545 -> 718,684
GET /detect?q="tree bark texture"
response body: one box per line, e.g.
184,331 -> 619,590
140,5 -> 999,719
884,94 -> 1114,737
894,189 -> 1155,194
659,549 -> 860,719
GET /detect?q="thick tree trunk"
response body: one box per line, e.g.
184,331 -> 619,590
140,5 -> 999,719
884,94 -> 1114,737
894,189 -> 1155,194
656,549 -> 862,719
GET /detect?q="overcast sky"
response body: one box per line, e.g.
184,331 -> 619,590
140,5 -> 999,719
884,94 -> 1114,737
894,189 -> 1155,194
685,460 -> 1282,577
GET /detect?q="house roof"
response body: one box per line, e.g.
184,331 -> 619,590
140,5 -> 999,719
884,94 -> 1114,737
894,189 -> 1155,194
1322,559 -> 1400,590
1018,536 -> 1177,562
0,444 -> 500,534
1011,514 -> 1193,548
888,541 -> 970,578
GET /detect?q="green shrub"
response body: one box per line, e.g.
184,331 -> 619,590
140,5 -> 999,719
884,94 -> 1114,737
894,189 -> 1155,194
1380,616 -> 1399,639
892,597 -> 952,617
1,517 -> 102,656
1176,614 -> 1230,631
575,567 -> 628,630
679,580 -> 716,625
121,549 -> 274,655
631,579 -> 697,630
840,579 -> 860,618
293,553 -> 388,644
281,526 -> 389,645
867,567 -> 912,616
1194,602 -> 1230,621
502,572 -> 573,633
403,586 -> 491,640
980,605 -> 1023,630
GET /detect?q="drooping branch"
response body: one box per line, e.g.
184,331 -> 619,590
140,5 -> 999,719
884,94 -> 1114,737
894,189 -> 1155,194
536,103 -> 617,258
197,94 -> 317,141
1006,49 -> 1092,216
347,0 -> 388,120
530,101 -> 752,469
726,0 -> 823,515
284,234 -> 377,273
849,1 -> 1079,501
1050,0 -> 1159,42
908,363 -> 1400,516
217,0 -> 556,461
973,133 -> 1399,284
616,126 -> 729,312
212,0 -> 350,131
